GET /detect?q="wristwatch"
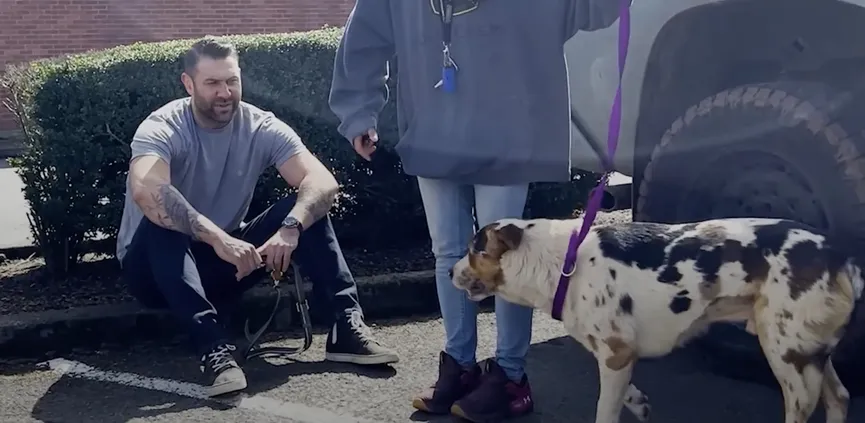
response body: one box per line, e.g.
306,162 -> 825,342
282,216 -> 304,233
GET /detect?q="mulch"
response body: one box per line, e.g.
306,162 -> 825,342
0,245 -> 434,315
0,210 -> 632,316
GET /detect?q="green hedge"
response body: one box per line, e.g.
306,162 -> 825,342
2,28 -> 599,276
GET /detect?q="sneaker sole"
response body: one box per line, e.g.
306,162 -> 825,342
325,352 -> 400,365
206,377 -> 248,397
450,403 -> 510,423
411,397 -> 450,414
450,404 -> 479,422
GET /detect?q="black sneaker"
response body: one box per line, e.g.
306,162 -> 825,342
200,343 -> 248,397
325,308 -> 400,365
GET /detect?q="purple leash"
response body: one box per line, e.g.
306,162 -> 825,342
551,0 -> 631,321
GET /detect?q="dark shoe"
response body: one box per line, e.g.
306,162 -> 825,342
325,308 -> 400,365
200,343 -> 248,397
412,351 -> 482,414
450,359 -> 534,422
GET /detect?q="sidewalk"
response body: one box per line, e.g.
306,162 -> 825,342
0,159 -> 34,251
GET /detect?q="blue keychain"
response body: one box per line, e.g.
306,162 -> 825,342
442,54 -> 457,93
435,0 -> 458,93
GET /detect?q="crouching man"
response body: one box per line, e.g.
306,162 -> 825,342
116,37 -> 399,397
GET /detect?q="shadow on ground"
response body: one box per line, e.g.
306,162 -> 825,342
25,331 -> 865,423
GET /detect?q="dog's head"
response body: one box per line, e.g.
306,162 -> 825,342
450,219 -> 532,301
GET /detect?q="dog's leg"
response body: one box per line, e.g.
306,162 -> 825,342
755,312 -> 824,422
595,362 -> 634,423
623,383 -> 651,422
594,338 -> 637,423
821,358 -> 849,423
760,344 -> 823,422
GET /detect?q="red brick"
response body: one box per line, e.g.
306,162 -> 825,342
0,0 -> 354,130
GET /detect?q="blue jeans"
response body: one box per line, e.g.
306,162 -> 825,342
417,177 -> 533,382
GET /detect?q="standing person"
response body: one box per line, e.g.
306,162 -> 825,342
329,0 -> 625,421
118,37 -> 398,398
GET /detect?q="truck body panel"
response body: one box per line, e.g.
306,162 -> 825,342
565,0 -> 865,176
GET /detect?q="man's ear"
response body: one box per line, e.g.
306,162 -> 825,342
180,72 -> 195,96
496,224 -> 524,251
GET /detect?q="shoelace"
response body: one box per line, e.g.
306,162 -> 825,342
204,344 -> 237,373
346,309 -> 376,344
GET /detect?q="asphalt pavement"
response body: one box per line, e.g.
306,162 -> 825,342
2,310 -> 862,423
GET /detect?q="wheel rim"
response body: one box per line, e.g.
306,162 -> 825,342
675,151 -> 830,231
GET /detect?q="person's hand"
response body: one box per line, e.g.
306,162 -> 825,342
352,129 -> 378,161
213,235 -> 264,280
256,227 -> 300,274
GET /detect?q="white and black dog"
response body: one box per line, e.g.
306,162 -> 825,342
450,217 -> 863,423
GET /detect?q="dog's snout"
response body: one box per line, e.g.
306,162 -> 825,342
447,267 -> 454,279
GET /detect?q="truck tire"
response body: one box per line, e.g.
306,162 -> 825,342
634,81 -> 865,396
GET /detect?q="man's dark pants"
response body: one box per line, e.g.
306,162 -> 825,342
120,196 -> 361,356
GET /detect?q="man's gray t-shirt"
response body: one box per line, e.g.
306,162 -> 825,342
116,98 -> 307,262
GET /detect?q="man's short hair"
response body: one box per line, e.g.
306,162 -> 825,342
182,36 -> 238,75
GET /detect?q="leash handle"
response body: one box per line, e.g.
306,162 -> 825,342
552,0 -> 631,321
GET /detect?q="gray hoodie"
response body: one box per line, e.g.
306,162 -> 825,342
329,0 -> 625,185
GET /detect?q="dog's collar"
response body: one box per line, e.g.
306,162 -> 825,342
551,220 -> 590,321
551,0 -> 631,321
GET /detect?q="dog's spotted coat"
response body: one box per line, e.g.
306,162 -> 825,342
451,217 -> 863,423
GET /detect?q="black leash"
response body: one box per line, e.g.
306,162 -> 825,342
242,264 -> 313,360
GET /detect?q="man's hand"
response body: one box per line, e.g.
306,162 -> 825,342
213,235 -> 264,280
352,129 -> 378,161
256,227 -> 300,273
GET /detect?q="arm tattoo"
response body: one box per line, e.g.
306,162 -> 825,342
140,183 -> 209,240
292,177 -> 337,227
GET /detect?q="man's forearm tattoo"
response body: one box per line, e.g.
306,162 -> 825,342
141,184 -> 208,240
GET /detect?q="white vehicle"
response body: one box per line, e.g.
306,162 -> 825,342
566,0 -> 865,394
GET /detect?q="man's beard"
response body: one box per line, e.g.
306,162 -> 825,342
193,95 -> 238,127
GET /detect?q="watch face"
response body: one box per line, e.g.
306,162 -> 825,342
283,217 -> 301,230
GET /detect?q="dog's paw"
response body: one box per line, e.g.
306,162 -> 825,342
624,384 -> 651,422
632,403 -> 650,422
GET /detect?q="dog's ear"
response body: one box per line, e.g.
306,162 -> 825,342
495,223 -> 524,251
472,228 -> 489,253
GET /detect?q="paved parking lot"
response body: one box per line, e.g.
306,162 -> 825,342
2,310 -> 863,423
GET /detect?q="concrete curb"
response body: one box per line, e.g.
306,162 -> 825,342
0,270 -> 444,361
0,244 -> 38,261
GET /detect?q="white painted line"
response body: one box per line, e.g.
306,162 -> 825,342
46,358 -> 374,423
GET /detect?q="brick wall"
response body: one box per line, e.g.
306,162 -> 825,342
0,0 -> 355,131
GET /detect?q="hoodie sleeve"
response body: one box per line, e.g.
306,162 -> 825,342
565,0 -> 629,40
329,0 -> 396,144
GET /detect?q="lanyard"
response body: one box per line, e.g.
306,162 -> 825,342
439,0 -> 453,46
435,0 -> 458,92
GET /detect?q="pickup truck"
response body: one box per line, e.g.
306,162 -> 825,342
566,0 -> 865,395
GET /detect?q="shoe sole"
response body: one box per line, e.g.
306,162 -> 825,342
451,403 -> 513,423
325,352 -> 400,365
450,404 -> 478,422
411,397 -> 450,414
206,377 -> 248,397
